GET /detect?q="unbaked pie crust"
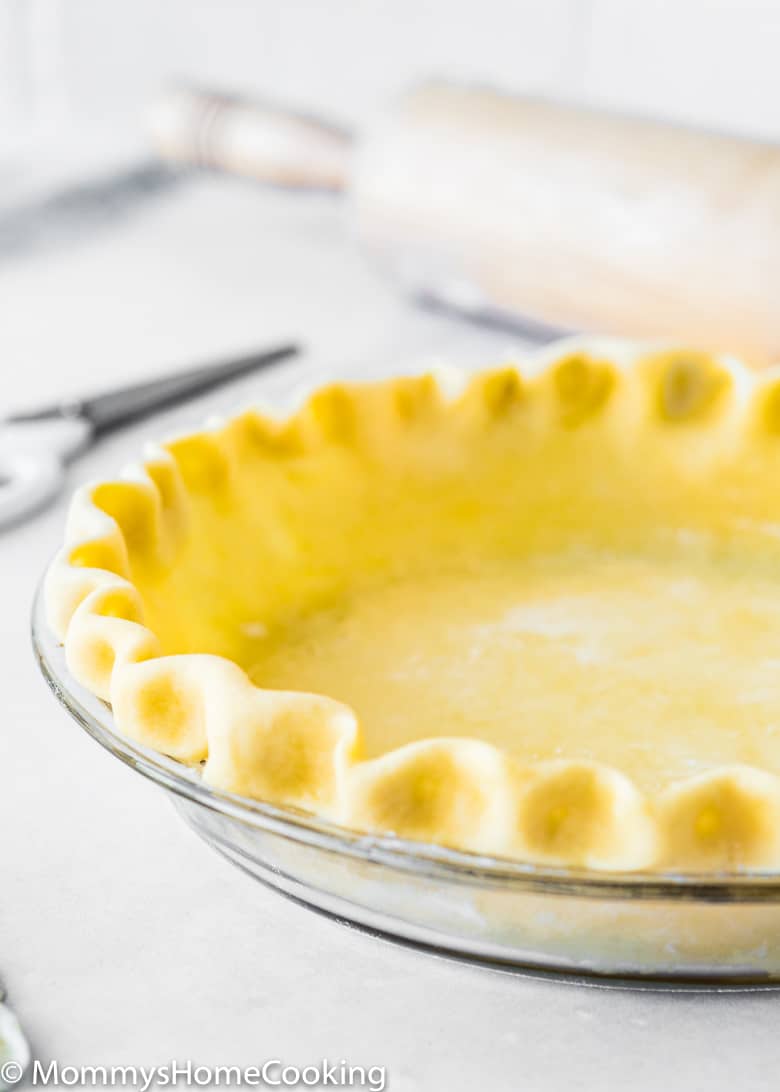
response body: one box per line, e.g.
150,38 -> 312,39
45,342 -> 780,872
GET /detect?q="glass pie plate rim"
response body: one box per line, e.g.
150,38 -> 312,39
31,582 -> 780,908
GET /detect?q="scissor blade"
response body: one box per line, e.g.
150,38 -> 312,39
8,343 -> 299,434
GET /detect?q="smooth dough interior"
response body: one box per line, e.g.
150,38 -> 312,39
246,549 -> 780,792
123,367 -> 780,793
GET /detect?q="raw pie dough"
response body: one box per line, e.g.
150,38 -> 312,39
45,343 -> 780,872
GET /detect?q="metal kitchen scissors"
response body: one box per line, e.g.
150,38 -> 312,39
0,342 -> 298,530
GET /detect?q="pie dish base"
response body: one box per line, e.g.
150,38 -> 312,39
33,584 -> 780,984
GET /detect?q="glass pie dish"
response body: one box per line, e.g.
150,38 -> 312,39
32,341 -> 780,983
32,585 -> 780,984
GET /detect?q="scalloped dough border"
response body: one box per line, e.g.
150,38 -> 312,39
43,339 -> 780,873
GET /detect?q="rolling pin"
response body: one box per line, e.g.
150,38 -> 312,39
151,82 -> 780,364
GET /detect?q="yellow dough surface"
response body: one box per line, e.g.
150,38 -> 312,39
247,548 -> 780,793
47,349 -> 780,870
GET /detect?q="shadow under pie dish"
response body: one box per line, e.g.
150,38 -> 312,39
42,342 -> 780,878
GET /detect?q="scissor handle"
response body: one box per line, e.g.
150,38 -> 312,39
0,416 -> 91,531
0,448 -> 65,530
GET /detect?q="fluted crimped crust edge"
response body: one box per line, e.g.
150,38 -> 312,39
43,338 -> 780,873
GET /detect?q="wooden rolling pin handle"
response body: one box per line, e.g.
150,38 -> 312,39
150,85 -> 353,192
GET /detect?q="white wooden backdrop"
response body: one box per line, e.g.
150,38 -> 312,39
2,0 -> 780,141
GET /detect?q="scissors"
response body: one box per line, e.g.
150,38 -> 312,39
0,342 -> 298,530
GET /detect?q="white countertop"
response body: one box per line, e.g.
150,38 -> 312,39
3,172 -> 779,1091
